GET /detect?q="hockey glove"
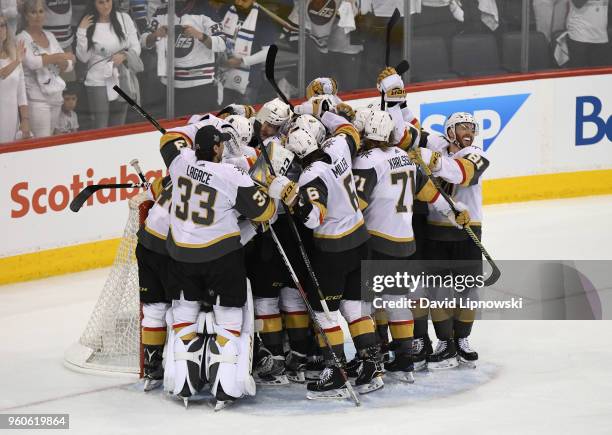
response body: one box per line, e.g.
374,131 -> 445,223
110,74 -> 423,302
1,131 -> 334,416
377,67 -> 406,105
408,148 -> 442,172
268,175 -> 299,206
433,197 -> 471,229
294,95 -> 335,118
335,102 -> 355,123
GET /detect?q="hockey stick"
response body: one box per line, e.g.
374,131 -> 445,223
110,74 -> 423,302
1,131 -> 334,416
257,2 -> 300,32
70,183 -> 149,212
265,45 -> 294,110
130,159 -> 148,184
263,47 -> 333,320
380,8 -> 401,110
113,85 -> 166,134
268,225 -> 361,406
413,160 -> 501,286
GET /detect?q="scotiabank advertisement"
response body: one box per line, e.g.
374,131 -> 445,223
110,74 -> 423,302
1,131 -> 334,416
1,72 -> 611,258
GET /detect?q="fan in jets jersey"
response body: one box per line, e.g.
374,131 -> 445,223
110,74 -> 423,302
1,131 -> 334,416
420,112 -> 489,372
158,120 -> 276,409
351,109 -> 471,383
135,175 -> 173,392
284,104 -> 384,398
141,0 -> 226,114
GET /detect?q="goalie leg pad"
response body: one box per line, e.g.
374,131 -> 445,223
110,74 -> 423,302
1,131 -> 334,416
206,289 -> 256,401
166,318 -> 209,398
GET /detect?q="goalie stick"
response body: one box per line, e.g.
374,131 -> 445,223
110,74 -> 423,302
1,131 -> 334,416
69,183 -> 149,212
130,159 -> 148,184
412,158 -> 501,286
264,47 -> 360,406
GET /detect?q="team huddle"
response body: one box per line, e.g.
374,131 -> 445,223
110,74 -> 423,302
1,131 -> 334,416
134,66 -> 490,410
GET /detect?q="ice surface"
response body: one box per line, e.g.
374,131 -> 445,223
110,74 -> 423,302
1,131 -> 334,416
1,196 -> 612,434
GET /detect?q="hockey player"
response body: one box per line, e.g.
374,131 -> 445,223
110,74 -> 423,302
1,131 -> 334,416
135,175 -> 173,392
419,112 -> 489,370
351,109 -> 471,383
159,120 -> 278,409
284,101 -> 383,398
375,66 -> 433,368
244,99 -> 318,385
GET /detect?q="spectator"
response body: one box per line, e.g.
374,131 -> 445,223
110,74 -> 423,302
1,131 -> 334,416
0,0 -> 18,36
533,0 -> 570,42
567,0 -> 611,67
43,0 -> 74,51
141,0 -> 226,117
220,0 -> 280,104
413,0 -> 461,39
1,13 -> 31,142
54,85 -> 79,134
327,0 -> 363,92
17,0 -> 74,138
76,0 -> 140,129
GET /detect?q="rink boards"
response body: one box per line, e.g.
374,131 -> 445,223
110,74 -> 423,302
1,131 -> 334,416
1,69 -> 611,283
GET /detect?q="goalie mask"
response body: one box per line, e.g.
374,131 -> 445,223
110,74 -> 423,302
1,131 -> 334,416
306,77 -> 338,99
444,112 -> 479,148
364,110 -> 394,142
285,128 -> 318,159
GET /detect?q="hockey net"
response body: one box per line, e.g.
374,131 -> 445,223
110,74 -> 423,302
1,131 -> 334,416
64,191 -> 152,376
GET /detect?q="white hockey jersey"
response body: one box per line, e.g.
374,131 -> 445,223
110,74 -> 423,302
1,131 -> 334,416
143,5 -> 226,88
137,176 -> 172,255
295,111 -> 368,252
159,127 -> 275,263
352,146 -> 451,257
426,136 -> 490,241
43,0 -> 73,49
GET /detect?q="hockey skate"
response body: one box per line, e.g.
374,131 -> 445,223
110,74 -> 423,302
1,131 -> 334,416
285,350 -> 307,383
411,337 -> 429,371
306,365 -> 349,400
345,356 -> 361,379
253,346 -> 289,386
385,352 -> 415,384
456,337 -> 478,368
354,357 -> 384,394
305,354 -> 325,381
143,344 -> 164,392
427,339 -> 459,370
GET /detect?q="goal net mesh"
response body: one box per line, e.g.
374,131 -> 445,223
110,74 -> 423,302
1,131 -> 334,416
64,192 -> 151,375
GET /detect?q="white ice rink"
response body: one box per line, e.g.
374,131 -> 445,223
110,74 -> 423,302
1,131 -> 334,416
1,195 -> 612,435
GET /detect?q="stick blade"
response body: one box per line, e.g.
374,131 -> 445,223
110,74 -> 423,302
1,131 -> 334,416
388,8 -> 401,30
69,186 -> 96,212
395,60 -> 410,75
265,44 -> 279,82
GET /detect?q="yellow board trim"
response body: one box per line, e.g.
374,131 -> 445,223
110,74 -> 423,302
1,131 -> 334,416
2,169 -> 612,286
0,238 -> 121,285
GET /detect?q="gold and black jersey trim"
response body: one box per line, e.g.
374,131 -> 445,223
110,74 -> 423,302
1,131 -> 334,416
368,230 -> 416,257
166,228 -> 242,263
160,132 -> 192,167
137,226 -> 168,256
335,123 -> 361,156
313,220 -> 369,252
